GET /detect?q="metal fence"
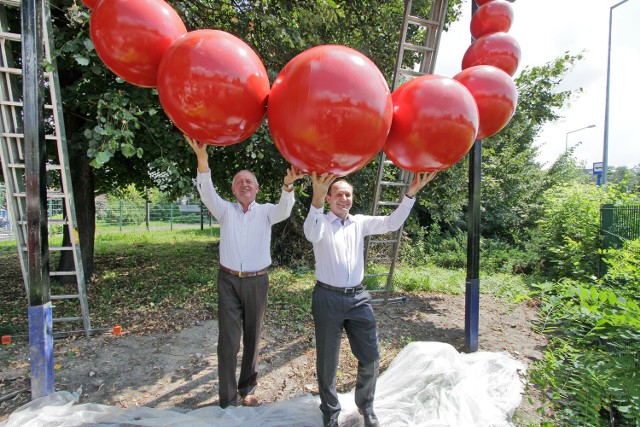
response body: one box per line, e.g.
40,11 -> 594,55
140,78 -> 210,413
0,206 -> 11,240
94,199 -> 215,233
0,199 -> 215,241
600,204 -> 640,276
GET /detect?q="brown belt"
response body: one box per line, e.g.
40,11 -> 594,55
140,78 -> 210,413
220,265 -> 269,278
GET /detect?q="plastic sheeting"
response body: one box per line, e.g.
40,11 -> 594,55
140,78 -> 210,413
1,342 -> 526,427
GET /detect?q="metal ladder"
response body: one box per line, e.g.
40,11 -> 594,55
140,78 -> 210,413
365,0 -> 449,304
0,0 -> 92,335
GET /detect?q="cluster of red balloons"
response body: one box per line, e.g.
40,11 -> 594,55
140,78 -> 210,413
84,0 -> 519,175
384,0 -> 520,172
86,0 -> 269,146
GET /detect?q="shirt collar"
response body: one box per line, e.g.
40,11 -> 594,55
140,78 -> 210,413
236,200 -> 257,212
327,210 -> 351,224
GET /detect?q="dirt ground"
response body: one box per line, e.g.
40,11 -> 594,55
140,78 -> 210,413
0,292 -> 548,425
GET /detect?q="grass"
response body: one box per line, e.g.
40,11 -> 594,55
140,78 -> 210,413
0,229 -> 543,426
1,228 -> 531,337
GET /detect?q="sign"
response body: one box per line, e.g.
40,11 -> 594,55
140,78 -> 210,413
593,162 -> 604,174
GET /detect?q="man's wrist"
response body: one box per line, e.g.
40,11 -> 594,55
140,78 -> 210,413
405,192 -> 415,199
283,182 -> 294,190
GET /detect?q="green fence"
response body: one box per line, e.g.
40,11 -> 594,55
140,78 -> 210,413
600,204 -> 640,276
95,200 -> 216,233
46,199 -> 215,235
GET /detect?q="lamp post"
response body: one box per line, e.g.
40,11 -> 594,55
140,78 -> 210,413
565,124 -> 596,151
603,0 -> 630,185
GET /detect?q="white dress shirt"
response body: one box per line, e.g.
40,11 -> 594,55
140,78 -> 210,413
303,196 -> 415,287
196,170 -> 295,272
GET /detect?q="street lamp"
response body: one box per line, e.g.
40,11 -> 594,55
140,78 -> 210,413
603,0 -> 631,185
566,124 -> 596,151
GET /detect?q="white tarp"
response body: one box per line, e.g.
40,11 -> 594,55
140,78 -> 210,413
1,342 -> 526,427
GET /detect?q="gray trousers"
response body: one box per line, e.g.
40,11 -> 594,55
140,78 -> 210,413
216,270 -> 269,408
312,284 -> 380,420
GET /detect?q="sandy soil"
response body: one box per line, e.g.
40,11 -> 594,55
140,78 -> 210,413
0,292 -> 548,424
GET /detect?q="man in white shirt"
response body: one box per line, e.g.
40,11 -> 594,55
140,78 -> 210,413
303,171 -> 437,427
186,135 -> 305,408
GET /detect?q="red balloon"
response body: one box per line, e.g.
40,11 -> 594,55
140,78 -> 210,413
453,65 -> 518,140
268,45 -> 393,176
462,32 -> 521,76
90,0 -> 186,87
470,0 -> 514,39
384,75 -> 479,173
81,0 -> 100,9
475,0 -> 496,5
157,30 -> 270,146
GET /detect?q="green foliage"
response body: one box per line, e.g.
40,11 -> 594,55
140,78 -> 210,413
536,184 -> 603,281
535,183 -> 639,281
605,165 -> 640,193
476,53 -> 585,245
600,239 -> 640,299
0,183 -> 6,208
479,239 -> 541,275
528,279 -> 640,425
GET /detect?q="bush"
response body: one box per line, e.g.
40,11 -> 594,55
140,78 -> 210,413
533,182 -> 640,282
600,239 -> 640,298
528,279 -> 640,425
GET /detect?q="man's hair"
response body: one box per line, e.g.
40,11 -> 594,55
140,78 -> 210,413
327,179 -> 353,196
233,169 -> 259,186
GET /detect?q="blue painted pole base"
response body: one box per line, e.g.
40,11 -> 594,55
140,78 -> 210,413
28,302 -> 54,399
465,278 -> 480,352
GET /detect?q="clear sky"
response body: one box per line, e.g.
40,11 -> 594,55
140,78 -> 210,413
433,0 -> 640,169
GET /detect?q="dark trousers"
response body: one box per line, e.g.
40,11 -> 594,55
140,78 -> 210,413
216,270 -> 269,408
312,285 -> 380,420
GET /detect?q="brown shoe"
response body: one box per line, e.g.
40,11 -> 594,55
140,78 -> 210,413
242,394 -> 259,407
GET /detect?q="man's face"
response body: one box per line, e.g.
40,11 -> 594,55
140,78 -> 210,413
232,170 -> 259,205
326,181 -> 353,220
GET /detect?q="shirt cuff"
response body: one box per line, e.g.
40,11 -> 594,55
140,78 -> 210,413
196,168 -> 211,182
308,205 -> 324,216
402,194 -> 416,207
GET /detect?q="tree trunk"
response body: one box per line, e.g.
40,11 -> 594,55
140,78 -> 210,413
57,153 -> 95,282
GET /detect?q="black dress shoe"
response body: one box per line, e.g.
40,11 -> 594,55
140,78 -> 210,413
324,419 -> 339,427
323,413 -> 339,427
360,410 -> 380,427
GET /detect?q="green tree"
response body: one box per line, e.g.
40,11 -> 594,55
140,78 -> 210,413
402,54 -> 587,249
50,0 -> 463,277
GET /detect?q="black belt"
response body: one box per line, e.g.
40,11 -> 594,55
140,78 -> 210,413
316,281 -> 364,294
220,265 -> 269,278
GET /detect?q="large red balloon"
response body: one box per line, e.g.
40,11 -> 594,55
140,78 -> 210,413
81,0 -> 100,9
470,0 -> 514,39
462,32 -> 521,76
453,65 -> 518,140
268,45 -> 393,176
90,0 -> 186,87
384,75 -> 479,173
157,30 -> 270,146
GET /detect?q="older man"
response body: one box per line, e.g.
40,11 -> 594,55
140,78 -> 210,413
186,135 -> 305,408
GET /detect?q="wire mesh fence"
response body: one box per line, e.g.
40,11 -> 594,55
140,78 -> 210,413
0,198 -> 216,241
94,199 -> 216,233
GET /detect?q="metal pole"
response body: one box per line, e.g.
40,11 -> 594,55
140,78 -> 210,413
22,0 -> 54,398
603,0 -> 630,185
145,187 -> 150,231
465,0 -> 480,353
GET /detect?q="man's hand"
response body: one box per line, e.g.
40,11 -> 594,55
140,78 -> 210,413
310,171 -> 337,208
284,166 -> 306,186
407,171 -> 438,198
184,134 -> 210,173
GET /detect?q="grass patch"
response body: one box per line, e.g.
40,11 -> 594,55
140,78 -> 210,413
1,228 -> 530,337
365,262 -> 530,301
